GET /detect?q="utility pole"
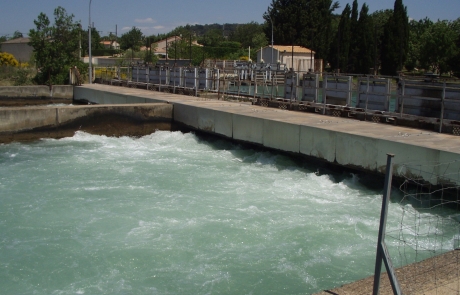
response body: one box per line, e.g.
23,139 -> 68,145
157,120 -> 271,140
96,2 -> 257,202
268,14 -> 274,64
88,0 -> 92,84
79,23 -> 82,59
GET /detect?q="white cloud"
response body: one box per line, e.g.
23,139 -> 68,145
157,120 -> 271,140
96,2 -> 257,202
135,18 -> 156,24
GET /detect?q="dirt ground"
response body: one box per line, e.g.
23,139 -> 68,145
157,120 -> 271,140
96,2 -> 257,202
315,250 -> 460,295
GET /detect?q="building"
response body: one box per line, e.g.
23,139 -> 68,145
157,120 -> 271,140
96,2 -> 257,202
0,37 -> 33,63
149,36 -> 202,59
150,36 -> 182,59
257,45 -> 315,72
100,40 -> 120,50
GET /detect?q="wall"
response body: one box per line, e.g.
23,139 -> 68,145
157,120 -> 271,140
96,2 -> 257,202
0,103 -> 173,134
1,38 -> 33,62
171,102 -> 460,185
0,85 -> 74,99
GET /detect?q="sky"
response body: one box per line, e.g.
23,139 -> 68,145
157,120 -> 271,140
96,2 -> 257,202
0,0 -> 458,38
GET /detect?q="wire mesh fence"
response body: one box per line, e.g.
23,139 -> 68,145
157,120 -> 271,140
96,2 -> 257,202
382,160 -> 460,294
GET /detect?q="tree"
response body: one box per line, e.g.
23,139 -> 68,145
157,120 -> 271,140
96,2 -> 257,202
405,18 -> 432,71
199,29 -> 226,47
449,18 -> 460,76
29,6 -> 83,85
354,4 -> 375,74
380,0 -> 409,76
12,31 -> 23,39
329,3 -> 351,72
143,38 -> 158,64
263,0 -> 339,60
309,0 -> 341,60
0,35 -> 7,51
229,22 -> 267,49
347,0 -> 359,72
81,27 -> 103,56
370,9 -> 393,73
419,20 -> 458,75
119,27 -> 144,62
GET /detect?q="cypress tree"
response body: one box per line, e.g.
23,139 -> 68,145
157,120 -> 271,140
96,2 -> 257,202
347,0 -> 359,73
355,4 -> 375,74
329,4 -> 351,72
380,0 -> 409,75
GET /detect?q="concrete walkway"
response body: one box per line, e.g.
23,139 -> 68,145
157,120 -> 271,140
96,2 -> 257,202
74,84 -> 460,185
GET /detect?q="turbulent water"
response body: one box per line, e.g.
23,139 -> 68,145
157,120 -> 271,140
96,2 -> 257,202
0,131 -> 456,294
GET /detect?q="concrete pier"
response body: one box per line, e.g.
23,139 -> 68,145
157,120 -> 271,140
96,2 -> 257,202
73,84 -> 460,185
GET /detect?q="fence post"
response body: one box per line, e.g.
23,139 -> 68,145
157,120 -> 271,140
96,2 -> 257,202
270,69 -> 274,101
194,68 -> 198,97
372,154 -> 401,295
322,75 -> 328,115
365,76 -> 370,114
439,81 -> 446,133
399,79 -> 405,118
237,69 -> 241,99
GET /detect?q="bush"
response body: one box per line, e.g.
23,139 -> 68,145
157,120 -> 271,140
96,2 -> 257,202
0,65 -> 36,86
14,68 -> 32,86
0,52 -> 19,67
92,49 -> 122,56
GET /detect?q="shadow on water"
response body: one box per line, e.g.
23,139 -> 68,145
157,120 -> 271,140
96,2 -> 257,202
193,130 -> 387,191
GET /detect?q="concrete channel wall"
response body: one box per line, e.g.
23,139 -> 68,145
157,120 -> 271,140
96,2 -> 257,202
74,85 -> 460,185
0,85 -> 74,99
0,103 -> 173,133
173,101 -> 460,186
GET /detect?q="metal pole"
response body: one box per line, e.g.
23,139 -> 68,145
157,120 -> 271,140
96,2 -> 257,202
268,14 -> 274,65
399,80 -> 405,118
439,82 -> 446,133
79,23 -> 82,59
372,154 -> 401,295
88,0 -> 92,84
323,75 -> 327,115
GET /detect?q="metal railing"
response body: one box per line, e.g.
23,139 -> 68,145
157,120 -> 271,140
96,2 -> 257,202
93,65 -> 460,135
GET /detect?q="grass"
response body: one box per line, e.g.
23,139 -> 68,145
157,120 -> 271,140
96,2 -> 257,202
0,66 -> 36,86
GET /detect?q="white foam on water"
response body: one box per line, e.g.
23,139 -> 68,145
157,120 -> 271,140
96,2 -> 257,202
0,131 -> 457,295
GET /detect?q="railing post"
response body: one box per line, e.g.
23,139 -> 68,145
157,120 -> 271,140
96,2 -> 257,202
322,75 -> 328,115
373,154 -> 401,295
237,69 -> 241,99
399,79 -> 405,118
365,76 -> 370,114
439,81 -> 446,133
194,68 -> 198,97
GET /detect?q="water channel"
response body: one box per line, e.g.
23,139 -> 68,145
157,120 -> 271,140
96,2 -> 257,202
0,130 -> 456,294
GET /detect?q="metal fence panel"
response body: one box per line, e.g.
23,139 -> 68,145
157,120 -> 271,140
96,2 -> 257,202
357,77 -> 391,112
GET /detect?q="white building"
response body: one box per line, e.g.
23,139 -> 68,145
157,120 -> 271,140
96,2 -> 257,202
257,45 -> 315,72
100,40 -> 120,50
